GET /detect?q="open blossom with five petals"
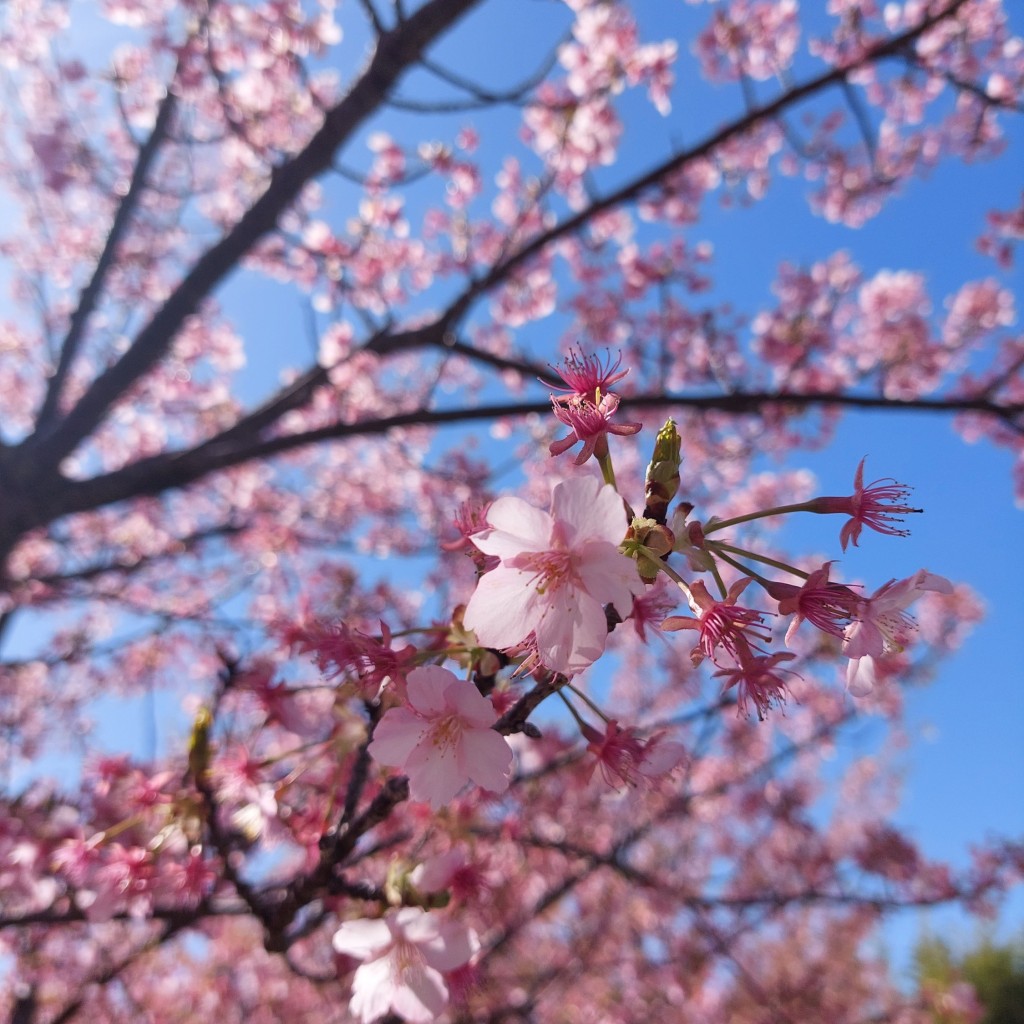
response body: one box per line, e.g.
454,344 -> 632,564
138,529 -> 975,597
333,907 -> 478,1024
842,569 -> 953,696
807,457 -> 922,551
369,666 -> 513,808
464,475 -> 644,676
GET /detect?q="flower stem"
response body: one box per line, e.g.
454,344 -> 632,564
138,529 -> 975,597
703,502 -> 812,534
597,449 -> 617,490
652,556 -> 695,603
557,688 -> 591,730
708,540 -> 809,579
566,681 -> 610,723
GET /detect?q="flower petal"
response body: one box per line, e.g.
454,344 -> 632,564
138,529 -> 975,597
576,540 -> 643,617
404,737 -> 465,809
422,918 -> 480,971
445,678 -> 500,729
459,727 -> 513,795
846,655 -> 877,697
463,566 -> 539,651
533,589 -> 607,675
551,476 -> 627,546
473,496 -> 552,555
406,665 -> 457,716
333,917 -> 393,958
390,964 -> 449,1024
368,708 -> 426,768
349,957 -> 397,1024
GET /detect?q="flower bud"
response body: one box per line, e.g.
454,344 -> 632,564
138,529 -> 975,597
622,516 -> 676,584
643,419 -> 682,524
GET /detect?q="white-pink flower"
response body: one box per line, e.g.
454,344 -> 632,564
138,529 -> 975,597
463,475 -> 643,676
369,666 -> 513,809
842,569 -> 953,696
333,907 -> 478,1024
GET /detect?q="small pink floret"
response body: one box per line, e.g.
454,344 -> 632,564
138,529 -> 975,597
842,569 -> 953,696
369,666 -> 513,808
810,457 -> 921,551
544,349 -> 641,464
582,719 -> 686,788
715,650 -> 797,721
662,579 -> 769,667
549,393 -> 642,465
763,562 -> 858,645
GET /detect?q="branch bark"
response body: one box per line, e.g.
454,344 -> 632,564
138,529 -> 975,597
42,387 -> 1022,523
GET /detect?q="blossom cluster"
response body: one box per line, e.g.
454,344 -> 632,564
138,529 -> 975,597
448,352 -> 948,717
320,348 -> 961,1021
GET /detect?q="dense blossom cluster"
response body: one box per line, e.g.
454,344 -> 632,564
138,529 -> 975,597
319,351 -> 966,1019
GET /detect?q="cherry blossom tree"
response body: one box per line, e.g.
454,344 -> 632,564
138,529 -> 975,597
0,0 -> 1022,1021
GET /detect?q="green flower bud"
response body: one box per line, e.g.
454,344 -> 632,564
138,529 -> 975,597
644,419 -> 682,524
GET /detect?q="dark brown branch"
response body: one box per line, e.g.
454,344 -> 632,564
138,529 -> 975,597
34,63 -> 181,432
390,38 -> 565,111
42,386 -> 1022,524
494,676 -> 565,736
176,0 -> 975,456
358,0 -> 388,35
430,0 -> 973,319
23,0 -> 970,479
5,0 -> 994,542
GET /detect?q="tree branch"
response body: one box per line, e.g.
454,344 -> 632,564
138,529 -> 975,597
33,62 -> 181,432
42,386 -> 1021,523
22,0 -> 484,470
422,0 -> 973,320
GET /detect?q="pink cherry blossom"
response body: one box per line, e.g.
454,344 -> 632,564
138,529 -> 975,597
549,392 -> 642,465
332,907 -> 478,1024
627,579 -> 680,643
763,562 -> 859,645
545,348 -> 630,402
808,457 -> 922,551
369,666 -> 513,809
545,349 -> 642,464
661,578 -> 769,667
714,649 -> 798,721
463,475 -> 644,676
581,719 -> 686,788
286,618 -> 417,701
843,569 -> 954,696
